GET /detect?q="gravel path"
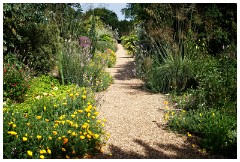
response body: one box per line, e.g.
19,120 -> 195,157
94,44 -> 219,159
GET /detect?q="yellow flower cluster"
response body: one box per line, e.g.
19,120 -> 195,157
4,87 -> 110,159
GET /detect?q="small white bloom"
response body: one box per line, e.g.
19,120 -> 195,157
53,86 -> 58,91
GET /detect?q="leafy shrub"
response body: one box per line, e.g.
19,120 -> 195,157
105,49 -> 116,68
3,56 -> 30,102
121,34 -> 138,55
166,108 -> 237,158
26,75 -> 61,97
3,77 -> 109,159
144,53 -> 194,93
193,56 -> 237,110
95,49 -> 116,68
96,40 -> 117,53
59,41 -> 113,92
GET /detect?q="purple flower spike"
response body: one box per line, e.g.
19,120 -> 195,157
79,36 -> 91,48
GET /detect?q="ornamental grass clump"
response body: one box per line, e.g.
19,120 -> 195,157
3,84 -> 108,159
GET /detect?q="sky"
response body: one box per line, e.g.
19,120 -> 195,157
80,3 -> 129,21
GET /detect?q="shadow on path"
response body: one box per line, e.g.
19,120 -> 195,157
113,59 -> 135,80
93,138 -> 222,159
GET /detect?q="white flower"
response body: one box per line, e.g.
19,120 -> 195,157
53,86 -> 58,91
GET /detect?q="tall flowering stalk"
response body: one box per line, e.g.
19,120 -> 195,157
79,36 -> 91,49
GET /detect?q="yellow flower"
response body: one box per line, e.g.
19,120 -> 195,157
44,106 -> 46,111
94,112 -> 99,116
80,135 -> 85,140
58,137 -> 62,140
82,95 -> 86,99
66,155 -> 70,159
82,123 -> 88,129
45,119 -> 50,122
12,124 -> 17,128
87,113 -> 91,117
187,132 -> 192,137
68,130 -> 72,134
8,121 -> 13,125
27,122 -> 31,126
61,121 -> 66,125
39,149 -> 46,154
70,93 -> 74,98
54,104 -> 57,108
182,110 -> 186,113
94,134 -> 99,139
62,148 -> 66,152
103,118 -> 107,122
85,108 -> 91,112
74,123 -> 79,128
22,137 -> 27,142
48,136 -> 52,140
87,134 -> 91,139
40,155 -> 44,159
87,120 -> 90,123
75,92 -> 79,96
25,134 -> 28,136
52,131 -> 58,135
47,148 -> 51,154
63,102 -> 67,106
71,132 -> 77,137
102,123 -> 105,127
68,121 -> 73,126
199,113 -> 202,117
59,115 -> 63,120
7,131 -> 17,136
92,116 -> 96,119
36,116 -> 42,120
37,135 -> 42,140
71,114 -> 76,118
27,150 -> 33,156
78,109 -> 83,113
164,101 -> 169,105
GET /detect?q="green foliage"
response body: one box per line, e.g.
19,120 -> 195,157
96,41 -> 117,53
96,27 -> 118,53
144,54 -> 194,93
193,56 -> 237,109
3,55 -> 30,102
166,108 -> 237,158
118,20 -> 134,37
25,75 -> 61,98
121,34 -> 138,55
3,79 -> 108,159
3,4 -> 63,74
95,49 -> 116,68
59,40 -> 113,92
84,8 -> 119,31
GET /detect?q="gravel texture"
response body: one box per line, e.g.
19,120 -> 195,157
94,44 -> 221,159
